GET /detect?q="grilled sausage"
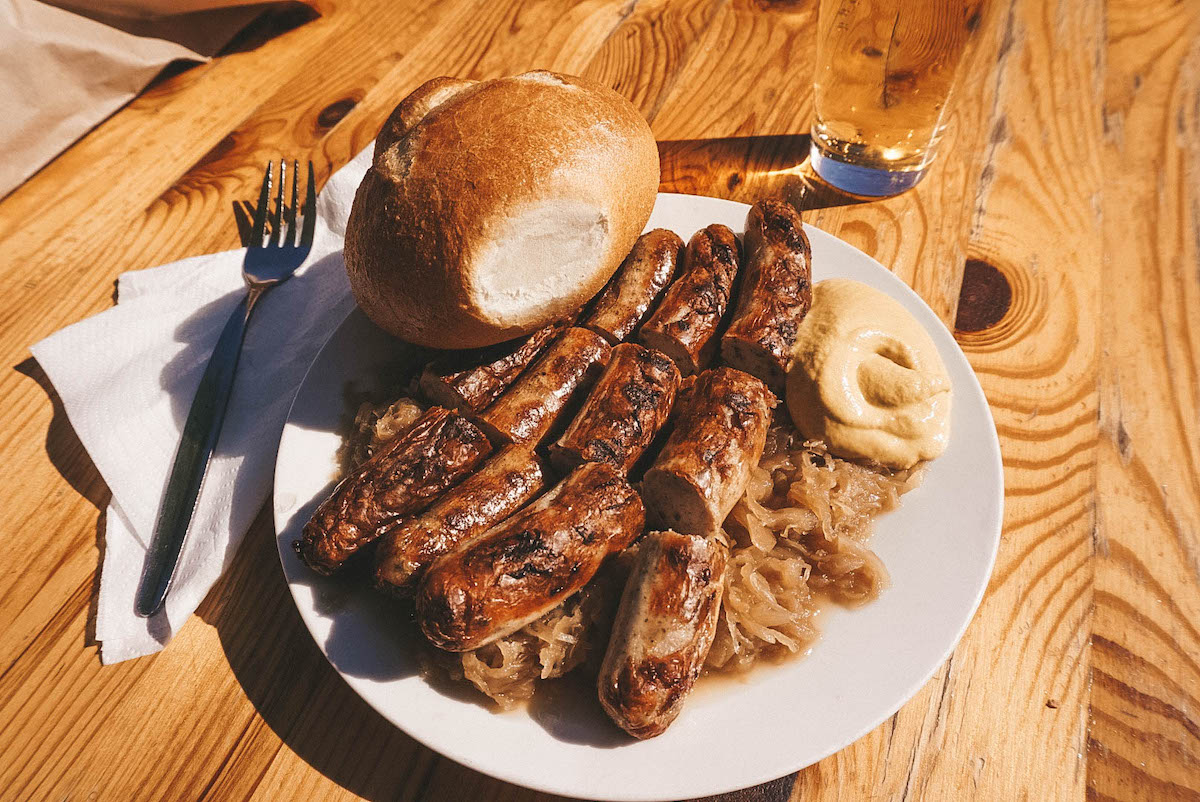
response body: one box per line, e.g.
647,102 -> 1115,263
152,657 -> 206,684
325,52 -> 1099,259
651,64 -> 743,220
641,367 -> 775,535
583,229 -> 684,344
476,327 -> 611,445
720,199 -> 813,392
295,407 -> 492,574
417,462 -> 645,652
548,343 -> 681,474
419,320 -> 567,412
638,224 -> 741,375
598,531 -> 728,739
373,446 -> 548,596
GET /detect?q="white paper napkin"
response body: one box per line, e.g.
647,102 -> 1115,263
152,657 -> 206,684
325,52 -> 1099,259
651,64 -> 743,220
31,144 -> 374,663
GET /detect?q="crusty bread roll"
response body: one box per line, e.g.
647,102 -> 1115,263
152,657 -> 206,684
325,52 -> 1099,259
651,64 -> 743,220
344,71 -> 661,349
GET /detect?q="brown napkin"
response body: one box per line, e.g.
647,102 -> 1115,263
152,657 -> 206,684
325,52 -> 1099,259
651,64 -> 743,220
0,1 -> 285,198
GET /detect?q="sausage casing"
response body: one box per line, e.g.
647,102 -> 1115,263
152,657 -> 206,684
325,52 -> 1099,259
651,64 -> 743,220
476,327 -> 611,445
598,530 -> 728,739
418,320 -> 567,412
548,343 -> 681,474
583,229 -> 684,344
641,367 -> 775,535
720,199 -> 813,392
637,224 -> 740,375
373,445 -> 548,596
416,462 -> 645,652
295,407 -> 492,574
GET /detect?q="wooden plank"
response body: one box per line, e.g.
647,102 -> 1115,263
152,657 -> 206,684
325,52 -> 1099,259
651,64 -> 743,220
0,0 -> 1197,799
1092,0 -> 1200,798
582,0 -> 727,119
0,0 -> 468,693
793,0 -> 1106,798
0,1 -> 642,800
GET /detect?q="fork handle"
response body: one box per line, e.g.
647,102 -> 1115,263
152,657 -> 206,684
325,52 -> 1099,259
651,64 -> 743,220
135,289 -> 261,618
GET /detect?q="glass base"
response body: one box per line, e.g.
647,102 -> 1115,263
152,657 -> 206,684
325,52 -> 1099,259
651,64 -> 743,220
809,142 -> 928,197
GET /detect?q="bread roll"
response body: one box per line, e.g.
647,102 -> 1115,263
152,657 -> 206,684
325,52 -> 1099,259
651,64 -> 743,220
345,71 -> 660,349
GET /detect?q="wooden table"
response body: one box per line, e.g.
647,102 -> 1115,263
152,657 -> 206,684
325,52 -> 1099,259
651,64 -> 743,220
2,0 -> 1197,799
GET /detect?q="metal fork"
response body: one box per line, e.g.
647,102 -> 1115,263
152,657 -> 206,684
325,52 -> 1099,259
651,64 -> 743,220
135,160 -> 317,618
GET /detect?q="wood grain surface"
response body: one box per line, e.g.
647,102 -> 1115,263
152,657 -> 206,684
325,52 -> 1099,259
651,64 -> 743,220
1,0 -> 1197,800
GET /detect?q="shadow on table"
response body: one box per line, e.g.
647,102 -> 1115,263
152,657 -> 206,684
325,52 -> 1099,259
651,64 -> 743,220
20,130 -> 820,799
15,358 -> 110,512
14,357 -> 111,649
204,513 -> 802,802
135,2 -> 321,95
658,133 -> 872,213
196,514 -> 441,801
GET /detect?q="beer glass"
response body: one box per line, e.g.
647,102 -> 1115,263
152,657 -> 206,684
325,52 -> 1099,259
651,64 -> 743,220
810,0 -> 984,196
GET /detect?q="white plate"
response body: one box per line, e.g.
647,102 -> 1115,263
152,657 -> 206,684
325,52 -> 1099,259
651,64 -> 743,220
274,193 -> 1003,802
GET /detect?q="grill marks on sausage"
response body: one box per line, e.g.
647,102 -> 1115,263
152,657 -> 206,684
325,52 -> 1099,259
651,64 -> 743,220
724,391 -> 762,431
583,229 -> 684,344
296,406 -> 492,575
638,224 -> 741,376
372,445 -> 547,596
415,462 -> 645,652
641,368 -> 776,536
497,529 -> 558,578
757,198 -> 808,250
419,320 -> 567,412
720,199 -> 813,393
549,343 -> 681,474
598,531 -> 728,739
476,327 -> 612,445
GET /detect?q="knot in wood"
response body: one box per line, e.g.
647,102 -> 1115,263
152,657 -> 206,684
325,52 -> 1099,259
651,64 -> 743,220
318,97 -> 358,129
955,260 -> 1012,332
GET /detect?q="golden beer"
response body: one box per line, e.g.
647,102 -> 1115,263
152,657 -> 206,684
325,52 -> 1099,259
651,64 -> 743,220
810,0 -> 984,195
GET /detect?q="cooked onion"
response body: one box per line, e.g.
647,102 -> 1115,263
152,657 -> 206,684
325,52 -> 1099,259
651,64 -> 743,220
346,399 -> 921,706
710,427 -> 922,671
416,550 -> 637,709
339,395 -> 426,472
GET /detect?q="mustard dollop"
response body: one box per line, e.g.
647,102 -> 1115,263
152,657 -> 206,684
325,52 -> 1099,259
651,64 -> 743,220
786,279 -> 952,468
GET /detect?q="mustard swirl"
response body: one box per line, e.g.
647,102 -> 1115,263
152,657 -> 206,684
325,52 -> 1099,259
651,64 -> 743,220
786,279 -> 952,468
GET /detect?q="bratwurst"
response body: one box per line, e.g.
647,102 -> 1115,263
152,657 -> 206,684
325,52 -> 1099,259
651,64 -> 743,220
416,462 -> 645,652
419,320 -> 567,412
638,224 -> 741,376
373,445 -> 548,596
296,406 -> 492,574
476,327 -> 611,445
549,343 -> 681,474
720,199 -> 812,392
641,367 -> 775,535
598,530 -> 728,739
583,229 -> 683,345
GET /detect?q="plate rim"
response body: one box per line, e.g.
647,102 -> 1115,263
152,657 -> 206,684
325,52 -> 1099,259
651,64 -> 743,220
273,191 -> 1004,801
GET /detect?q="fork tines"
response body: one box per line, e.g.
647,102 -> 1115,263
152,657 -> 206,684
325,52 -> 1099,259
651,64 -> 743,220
251,159 -> 317,249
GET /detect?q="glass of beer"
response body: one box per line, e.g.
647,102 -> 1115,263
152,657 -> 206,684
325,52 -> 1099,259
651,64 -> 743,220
810,0 -> 984,196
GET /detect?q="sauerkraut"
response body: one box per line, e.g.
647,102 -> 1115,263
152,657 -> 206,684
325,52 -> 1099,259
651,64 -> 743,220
339,395 -> 427,472
420,561 -> 630,709
347,398 -> 920,707
709,423 -> 922,672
